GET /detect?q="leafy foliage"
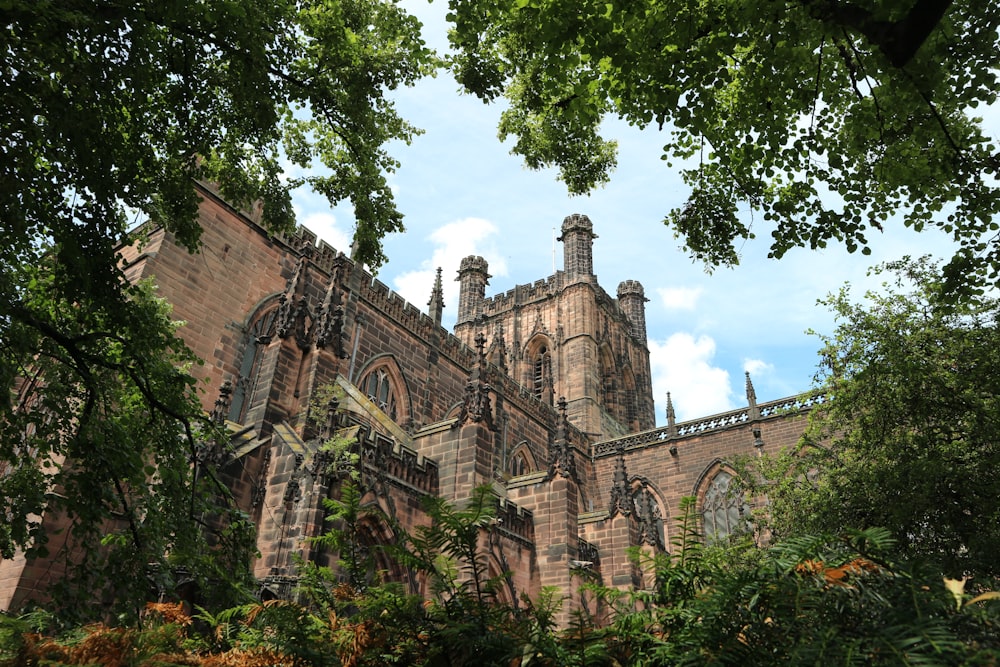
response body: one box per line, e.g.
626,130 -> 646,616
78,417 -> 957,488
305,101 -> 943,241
1,0 -> 436,615
749,258 -> 1000,577
446,0 -> 1000,293
2,486 -> 999,666
1,276 -> 256,620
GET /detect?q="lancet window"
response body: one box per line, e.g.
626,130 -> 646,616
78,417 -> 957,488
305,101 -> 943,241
532,345 -> 552,403
361,367 -> 397,421
230,307 -> 278,422
701,470 -> 746,543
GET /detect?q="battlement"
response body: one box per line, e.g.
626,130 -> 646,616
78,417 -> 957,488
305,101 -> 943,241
351,417 -> 440,496
495,496 -> 535,546
479,273 -> 563,315
271,223 -> 482,371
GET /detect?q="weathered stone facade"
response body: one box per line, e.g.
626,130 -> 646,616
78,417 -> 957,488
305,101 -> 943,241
0,183 -> 816,623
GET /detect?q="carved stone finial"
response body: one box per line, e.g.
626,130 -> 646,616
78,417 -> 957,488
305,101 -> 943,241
428,267 -> 445,326
212,380 -> 233,424
490,322 -> 508,374
456,378 -> 494,428
746,371 -> 760,420
455,334 -> 495,429
608,445 -> 631,517
315,269 -> 345,356
547,396 -> 575,480
665,391 -> 677,436
277,257 -> 306,339
292,298 -> 312,350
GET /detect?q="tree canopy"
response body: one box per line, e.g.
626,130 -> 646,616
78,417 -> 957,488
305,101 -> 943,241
1,0 -> 435,611
446,0 -> 1000,293
751,258 -> 1000,578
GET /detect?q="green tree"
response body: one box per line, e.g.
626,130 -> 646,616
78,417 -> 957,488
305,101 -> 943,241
1,275 -> 257,619
446,0 -> 1000,293
1,0 -> 434,615
751,258 -> 1000,578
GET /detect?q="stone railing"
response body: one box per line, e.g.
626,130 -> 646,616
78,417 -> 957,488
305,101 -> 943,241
592,391 -> 827,458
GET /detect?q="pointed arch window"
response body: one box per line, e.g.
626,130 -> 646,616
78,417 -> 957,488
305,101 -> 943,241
701,470 -> 747,543
230,308 -> 278,422
361,367 -> 397,421
510,452 -> 528,477
532,345 -> 552,404
622,368 -> 639,432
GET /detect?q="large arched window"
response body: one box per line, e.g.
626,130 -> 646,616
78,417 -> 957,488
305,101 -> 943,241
599,344 -> 618,418
701,470 -> 746,543
230,307 -> 278,422
533,345 -> 550,400
622,367 -> 639,432
360,367 -> 397,421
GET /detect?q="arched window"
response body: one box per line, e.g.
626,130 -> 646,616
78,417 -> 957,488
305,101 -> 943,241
230,307 -> 278,422
532,345 -> 552,404
510,452 -> 528,477
701,470 -> 746,543
361,367 -> 397,421
622,368 -> 639,432
599,344 -> 618,417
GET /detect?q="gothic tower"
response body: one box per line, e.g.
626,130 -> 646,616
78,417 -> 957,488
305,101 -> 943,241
454,214 -> 655,443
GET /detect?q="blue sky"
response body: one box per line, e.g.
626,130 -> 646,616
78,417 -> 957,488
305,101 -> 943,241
290,1 -> 979,426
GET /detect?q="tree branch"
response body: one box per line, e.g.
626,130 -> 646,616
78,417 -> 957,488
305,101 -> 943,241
803,0 -> 955,68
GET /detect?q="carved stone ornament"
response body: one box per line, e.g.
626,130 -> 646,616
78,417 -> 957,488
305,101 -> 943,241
455,332 -> 495,429
608,445 -> 632,517
549,397 -> 575,480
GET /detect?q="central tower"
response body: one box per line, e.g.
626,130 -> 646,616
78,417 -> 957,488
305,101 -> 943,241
454,214 -> 655,441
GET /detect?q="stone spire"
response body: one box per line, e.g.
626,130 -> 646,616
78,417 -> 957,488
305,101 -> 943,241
665,392 -> 677,437
617,280 -> 649,345
428,267 -> 445,326
745,371 -> 759,420
456,256 -> 490,326
558,213 -> 597,280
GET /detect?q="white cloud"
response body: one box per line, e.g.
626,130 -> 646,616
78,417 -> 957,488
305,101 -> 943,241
656,286 -> 703,310
743,358 -> 774,377
392,217 -> 509,326
649,333 -> 735,422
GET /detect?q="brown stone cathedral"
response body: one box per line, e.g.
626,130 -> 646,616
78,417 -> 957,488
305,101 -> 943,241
0,182 -> 820,621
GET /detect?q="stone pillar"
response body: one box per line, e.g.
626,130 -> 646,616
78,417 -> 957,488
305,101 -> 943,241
617,280 -> 648,345
558,214 -> 596,280
535,474 -> 582,626
456,256 -> 490,326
